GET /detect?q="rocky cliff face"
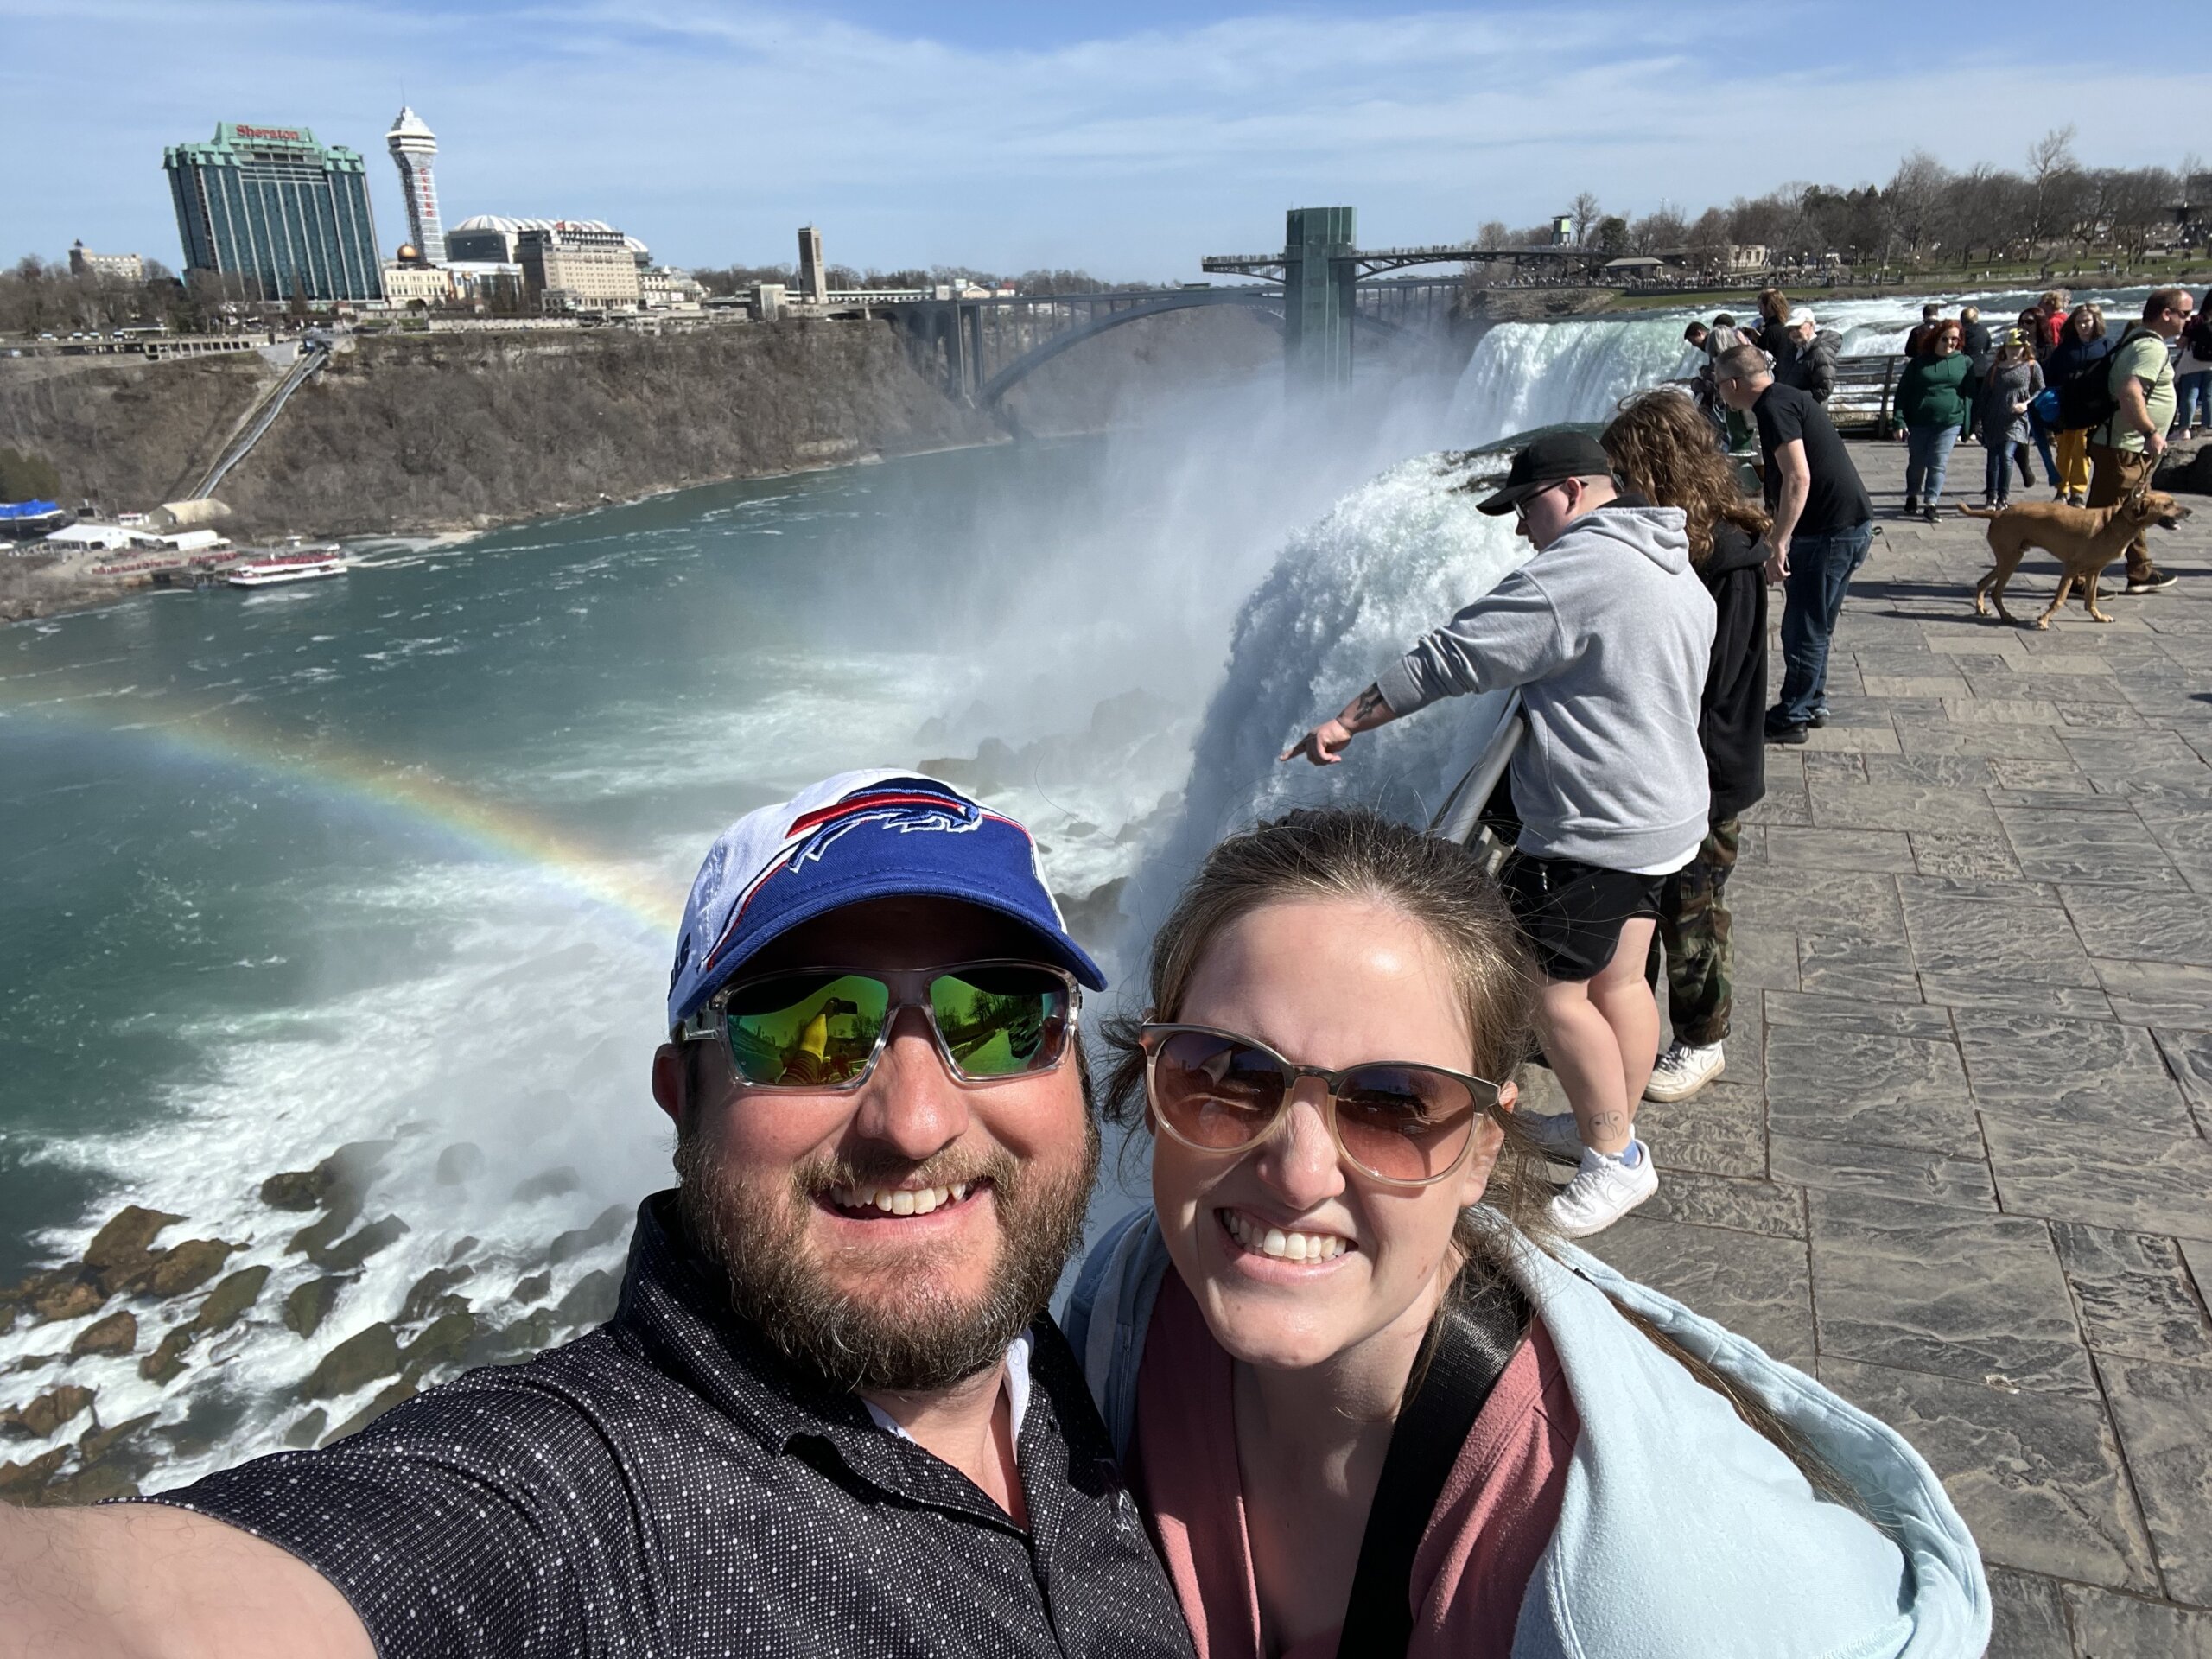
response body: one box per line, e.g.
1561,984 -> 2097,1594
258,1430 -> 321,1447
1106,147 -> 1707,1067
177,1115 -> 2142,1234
0,308 -> 1284,544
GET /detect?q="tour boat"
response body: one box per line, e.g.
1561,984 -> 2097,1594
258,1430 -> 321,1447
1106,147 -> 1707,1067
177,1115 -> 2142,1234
226,545 -> 348,588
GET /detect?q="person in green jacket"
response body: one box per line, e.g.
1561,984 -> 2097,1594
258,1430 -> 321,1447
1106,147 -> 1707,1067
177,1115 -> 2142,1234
1897,320 -> 1972,521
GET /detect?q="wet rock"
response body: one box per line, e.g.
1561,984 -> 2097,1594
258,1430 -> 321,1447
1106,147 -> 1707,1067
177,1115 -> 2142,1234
398,1266 -> 473,1326
556,1269 -> 620,1330
287,1209 -> 354,1262
79,1412 -> 156,1463
403,1309 -> 476,1370
284,1275 -> 349,1338
323,1376 -> 416,1445
259,1169 -> 332,1211
283,1408 -> 327,1448
84,1206 -> 183,1272
193,1265 -> 272,1335
144,1239 -> 237,1299
315,1141 -> 395,1205
512,1271 -> 551,1306
0,1446 -> 67,1497
436,1142 -> 486,1185
140,1326 -> 194,1384
445,1236 -> 480,1265
3,1383 -> 94,1439
44,1461 -> 141,1504
464,1306 -> 559,1368
512,1166 -> 582,1204
300,1324 -> 401,1401
28,1268 -> 108,1325
547,1205 -> 632,1267
68,1310 -> 137,1358
1058,877 -> 1128,950
10,1351 -> 60,1375
315,1217 -> 410,1274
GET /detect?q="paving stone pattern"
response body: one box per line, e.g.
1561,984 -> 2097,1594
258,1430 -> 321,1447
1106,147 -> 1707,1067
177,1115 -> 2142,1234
1579,439 -> 2212,1654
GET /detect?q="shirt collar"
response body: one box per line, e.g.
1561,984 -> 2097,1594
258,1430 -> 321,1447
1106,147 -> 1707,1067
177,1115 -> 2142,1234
864,1330 -> 1034,1443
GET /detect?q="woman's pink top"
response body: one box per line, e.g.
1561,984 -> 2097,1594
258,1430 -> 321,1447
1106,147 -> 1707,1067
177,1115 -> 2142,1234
1131,1274 -> 1579,1659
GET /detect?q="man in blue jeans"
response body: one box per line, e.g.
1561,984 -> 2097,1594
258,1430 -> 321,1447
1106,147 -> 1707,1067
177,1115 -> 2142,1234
1715,344 -> 1876,745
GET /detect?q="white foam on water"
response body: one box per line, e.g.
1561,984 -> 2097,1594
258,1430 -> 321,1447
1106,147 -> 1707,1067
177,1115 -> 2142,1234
0,856 -> 677,1484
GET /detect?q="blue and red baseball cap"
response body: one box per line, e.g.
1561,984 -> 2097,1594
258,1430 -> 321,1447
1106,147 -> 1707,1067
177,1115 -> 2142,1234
667,769 -> 1105,1029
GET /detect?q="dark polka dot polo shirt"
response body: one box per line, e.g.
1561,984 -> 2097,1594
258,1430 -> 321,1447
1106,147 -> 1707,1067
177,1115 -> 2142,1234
147,1192 -> 1197,1658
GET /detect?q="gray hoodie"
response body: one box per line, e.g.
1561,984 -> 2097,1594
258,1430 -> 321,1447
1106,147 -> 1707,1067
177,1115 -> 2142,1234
1376,502 -> 1714,871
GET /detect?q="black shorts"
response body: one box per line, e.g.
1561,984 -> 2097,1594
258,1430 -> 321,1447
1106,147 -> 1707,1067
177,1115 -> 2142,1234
1500,851 -> 1666,983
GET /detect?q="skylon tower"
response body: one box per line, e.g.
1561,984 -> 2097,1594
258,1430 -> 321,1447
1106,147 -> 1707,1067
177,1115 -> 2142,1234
385,105 -> 446,264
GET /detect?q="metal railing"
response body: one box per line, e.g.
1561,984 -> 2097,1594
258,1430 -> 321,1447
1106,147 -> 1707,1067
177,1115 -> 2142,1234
1429,690 -> 1525,868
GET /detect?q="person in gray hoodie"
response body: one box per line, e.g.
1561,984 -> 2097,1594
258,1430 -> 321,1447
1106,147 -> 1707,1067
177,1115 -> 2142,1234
1282,429 -> 1713,1238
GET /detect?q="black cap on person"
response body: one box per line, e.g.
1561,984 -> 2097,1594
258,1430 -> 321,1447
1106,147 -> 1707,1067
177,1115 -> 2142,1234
1476,430 -> 1618,516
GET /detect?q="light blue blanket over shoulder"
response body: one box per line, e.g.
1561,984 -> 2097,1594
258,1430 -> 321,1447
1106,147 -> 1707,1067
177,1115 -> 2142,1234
1062,1207 -> 1990,1659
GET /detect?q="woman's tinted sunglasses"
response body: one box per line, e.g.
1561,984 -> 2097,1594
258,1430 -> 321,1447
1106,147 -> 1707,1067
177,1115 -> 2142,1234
1140,1023 -> 1501,1187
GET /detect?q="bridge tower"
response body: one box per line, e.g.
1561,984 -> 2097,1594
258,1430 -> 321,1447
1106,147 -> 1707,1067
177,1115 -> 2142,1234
1283,207 -> 1357,389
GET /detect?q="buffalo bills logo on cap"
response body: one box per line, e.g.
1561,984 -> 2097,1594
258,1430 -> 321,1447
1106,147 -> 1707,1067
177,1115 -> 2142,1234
666,769 -> 1105,1031
698,786 -> 998,982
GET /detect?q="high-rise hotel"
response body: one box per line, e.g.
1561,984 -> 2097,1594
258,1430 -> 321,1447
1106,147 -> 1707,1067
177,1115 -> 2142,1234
164,122 -> 383,302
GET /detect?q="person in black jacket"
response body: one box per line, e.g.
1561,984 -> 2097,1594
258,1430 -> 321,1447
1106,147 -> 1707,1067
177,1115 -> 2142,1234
1603,390 -> 1767,1104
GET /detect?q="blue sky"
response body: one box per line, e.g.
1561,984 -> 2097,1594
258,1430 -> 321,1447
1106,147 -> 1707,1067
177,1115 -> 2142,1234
6,1 -> 2207,278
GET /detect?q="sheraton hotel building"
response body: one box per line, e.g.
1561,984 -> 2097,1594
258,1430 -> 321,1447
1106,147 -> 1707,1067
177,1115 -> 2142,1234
164,123 -> 383,303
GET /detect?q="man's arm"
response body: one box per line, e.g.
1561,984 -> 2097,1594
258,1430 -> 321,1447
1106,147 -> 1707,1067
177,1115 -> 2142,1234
2115,374 -> 2167,456
1281,682 -> 1398,766
0,1503 -> 372,1659
1764,437 -> 1811,582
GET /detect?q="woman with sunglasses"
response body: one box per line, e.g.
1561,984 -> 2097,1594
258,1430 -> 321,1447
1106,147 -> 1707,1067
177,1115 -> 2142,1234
1066,810 -> 1988,1658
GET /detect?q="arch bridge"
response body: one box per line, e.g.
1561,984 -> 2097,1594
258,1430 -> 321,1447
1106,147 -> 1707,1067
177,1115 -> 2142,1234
889,207 -> 1685,402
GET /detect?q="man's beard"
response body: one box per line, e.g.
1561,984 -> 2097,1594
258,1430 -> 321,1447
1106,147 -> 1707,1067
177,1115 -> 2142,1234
675,1115 -> 1099,1393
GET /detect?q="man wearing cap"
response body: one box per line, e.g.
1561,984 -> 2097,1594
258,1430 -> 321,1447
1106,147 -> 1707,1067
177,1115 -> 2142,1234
1775,307 -> 1840,404
1283,430 -> 1713,1240
0,772 -> 1196,1658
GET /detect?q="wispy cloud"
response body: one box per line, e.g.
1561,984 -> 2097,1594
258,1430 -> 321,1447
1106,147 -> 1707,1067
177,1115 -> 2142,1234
6,0 -> 2207,274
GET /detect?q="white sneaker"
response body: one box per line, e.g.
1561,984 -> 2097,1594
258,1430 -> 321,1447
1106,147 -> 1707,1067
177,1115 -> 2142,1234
1643,1040 -> 1725,1103
1547,1145 -> 1659,1238
1520,1110 -> 1586,1164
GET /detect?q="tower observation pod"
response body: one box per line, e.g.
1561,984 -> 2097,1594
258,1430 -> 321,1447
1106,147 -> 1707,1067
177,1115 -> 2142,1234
385,106 -> 446,265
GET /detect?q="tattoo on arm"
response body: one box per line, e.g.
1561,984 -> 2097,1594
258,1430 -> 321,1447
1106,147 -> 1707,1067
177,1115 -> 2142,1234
1349,683 -> 1389,723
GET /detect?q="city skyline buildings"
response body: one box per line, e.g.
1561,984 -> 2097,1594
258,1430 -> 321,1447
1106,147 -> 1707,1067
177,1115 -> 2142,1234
385,105 -> 446,264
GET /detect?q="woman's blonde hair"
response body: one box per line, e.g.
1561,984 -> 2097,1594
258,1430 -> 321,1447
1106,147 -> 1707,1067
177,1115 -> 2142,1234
1602,390 -> 1769,568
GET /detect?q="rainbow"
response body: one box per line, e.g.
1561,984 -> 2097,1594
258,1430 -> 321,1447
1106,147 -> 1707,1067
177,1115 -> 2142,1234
0,677 -> 684,938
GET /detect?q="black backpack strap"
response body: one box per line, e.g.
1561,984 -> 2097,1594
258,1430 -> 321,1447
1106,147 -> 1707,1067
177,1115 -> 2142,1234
1335,1274 -> 1531,1658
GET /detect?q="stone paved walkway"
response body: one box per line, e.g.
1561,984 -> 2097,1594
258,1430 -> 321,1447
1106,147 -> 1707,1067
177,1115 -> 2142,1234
1576,438 -> 2212,1656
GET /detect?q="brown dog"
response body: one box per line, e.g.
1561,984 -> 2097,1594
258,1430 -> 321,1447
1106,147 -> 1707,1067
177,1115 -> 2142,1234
1967,489 -> 2191,627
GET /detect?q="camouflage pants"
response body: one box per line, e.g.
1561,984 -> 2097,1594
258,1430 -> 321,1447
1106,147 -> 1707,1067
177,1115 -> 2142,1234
1644,818 -> 1739,1047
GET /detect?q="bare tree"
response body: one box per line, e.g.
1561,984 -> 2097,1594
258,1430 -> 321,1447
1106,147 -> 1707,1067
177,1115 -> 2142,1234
1685,207 -> 1732,272
1884,150 -> 1948,259
1476,220 -> 1510,251
2025,124 -> 2082,249
1630,207 -> 1687,253
1569,191 -> 1603,245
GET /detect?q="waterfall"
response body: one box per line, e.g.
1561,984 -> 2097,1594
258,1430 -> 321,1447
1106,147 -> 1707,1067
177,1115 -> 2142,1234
1118,449 -> 1531,958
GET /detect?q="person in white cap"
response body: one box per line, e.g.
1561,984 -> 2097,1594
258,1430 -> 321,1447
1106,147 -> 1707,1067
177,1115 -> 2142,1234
0,772 -> 1197,1659
1775,307 -> 1840,404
